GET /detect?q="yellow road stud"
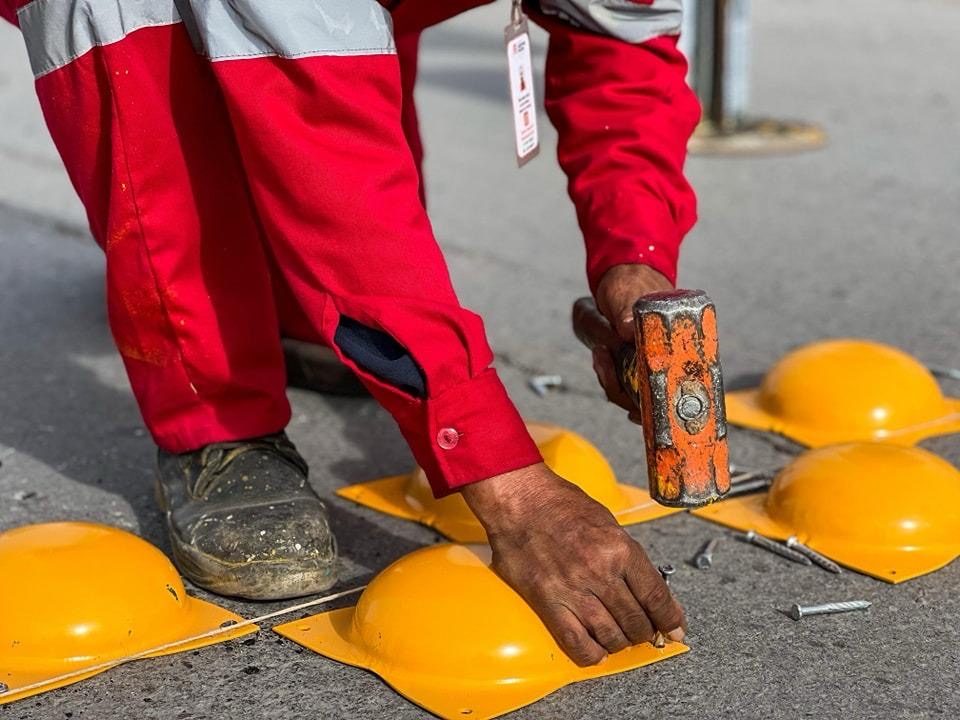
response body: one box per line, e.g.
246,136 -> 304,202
0,522 -> 254,704
274,544 -> 687,720
693,444 -> 960,582
725,339 -> 960,446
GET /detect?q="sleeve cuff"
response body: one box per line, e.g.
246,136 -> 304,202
391,368 -> 543,497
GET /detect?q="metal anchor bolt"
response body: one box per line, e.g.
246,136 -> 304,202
693,538 -> 719,569
789,600 -> 871,621
785,536 -> 842,574
740,530 -> 812,566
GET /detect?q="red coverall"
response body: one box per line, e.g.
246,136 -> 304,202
1,0 -> 698,497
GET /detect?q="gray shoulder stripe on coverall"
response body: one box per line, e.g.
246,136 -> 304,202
18,0 -> 394,79
539,0 -> 683,44
177,0 -> 394,62
18,0 -> 182,78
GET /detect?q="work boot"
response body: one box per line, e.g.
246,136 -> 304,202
283,338 -> 369,396
155,433 -> 337,600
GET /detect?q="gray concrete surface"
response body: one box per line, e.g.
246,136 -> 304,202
2,0 -> 959,718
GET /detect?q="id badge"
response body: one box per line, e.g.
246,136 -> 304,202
504,1 -> 540,167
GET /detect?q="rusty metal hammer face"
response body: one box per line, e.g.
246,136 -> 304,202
632,290 -> 730,507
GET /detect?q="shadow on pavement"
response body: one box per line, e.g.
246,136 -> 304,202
0,209 -> 166,546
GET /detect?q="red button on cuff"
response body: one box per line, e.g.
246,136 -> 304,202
437,427 -> 460,450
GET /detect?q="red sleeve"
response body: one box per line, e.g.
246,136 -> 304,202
389,0 -> 493,35
529,10 -> 701,292
0,2 -> 19,26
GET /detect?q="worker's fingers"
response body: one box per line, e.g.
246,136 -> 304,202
624,552 -> 687,641
591,347 -> 636,413
612,312 -> 637,344
593,310 -> 633,349
596,284 -> 639,344
573,595 -> 631,655
574,296 -> 624,350
597,580 -> 656,645
542,604 -> 609,667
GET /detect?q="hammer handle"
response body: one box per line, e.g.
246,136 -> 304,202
571,297 -> 641,408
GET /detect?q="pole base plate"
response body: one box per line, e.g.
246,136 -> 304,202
690,117 -> 826,156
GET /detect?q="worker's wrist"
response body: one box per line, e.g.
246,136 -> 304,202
592,261 -> 676,318
461,462 -> 551,532
595,263 -> 673,301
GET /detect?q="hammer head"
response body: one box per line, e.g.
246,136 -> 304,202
633,290 -> 730,507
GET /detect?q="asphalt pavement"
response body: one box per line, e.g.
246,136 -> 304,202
1,1 -> 959,718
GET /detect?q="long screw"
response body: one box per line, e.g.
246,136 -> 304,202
693,538 -> 719,569
724,465 -> 780,497
740,530 -> 812,565
789,600 -> 871,621
785,536 -> 842,574
729,465 -> 781,481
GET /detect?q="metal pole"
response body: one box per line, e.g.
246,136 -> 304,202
682,0 -> 825,155
710,0 -> 728,127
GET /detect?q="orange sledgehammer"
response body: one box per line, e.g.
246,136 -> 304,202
573,290 -> 730,508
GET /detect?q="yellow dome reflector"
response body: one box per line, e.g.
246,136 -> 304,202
692,444 -> 960,582
336,422 -> 680,542
274,544 -> 686,720
725,339 -> 960,447
0,522 -> 255,705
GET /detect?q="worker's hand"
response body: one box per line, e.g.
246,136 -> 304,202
592,263 -> 673,422
462,462 -> 686,666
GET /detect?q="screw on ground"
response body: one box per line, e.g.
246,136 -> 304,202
527,374 -> 563,397
789,600 -> 871,621
740,530 -> 812,565
785,536 -> 842,573
693,538 -> 719,569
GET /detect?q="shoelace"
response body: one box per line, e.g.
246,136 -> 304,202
189,435 -> 309,498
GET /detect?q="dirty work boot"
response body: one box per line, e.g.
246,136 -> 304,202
155,433 -> 337,600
